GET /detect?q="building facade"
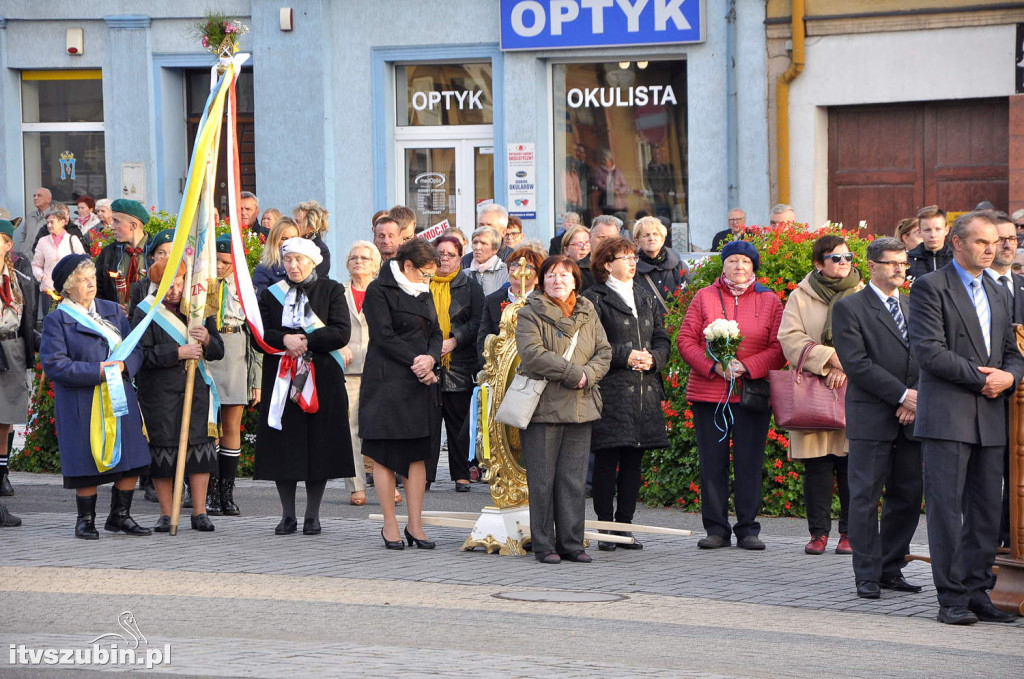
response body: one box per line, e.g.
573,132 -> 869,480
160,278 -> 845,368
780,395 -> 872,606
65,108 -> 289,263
0,0 -> 770,268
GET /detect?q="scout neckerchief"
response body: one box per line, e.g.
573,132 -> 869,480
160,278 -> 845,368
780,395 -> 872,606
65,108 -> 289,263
136,296 -> 222,438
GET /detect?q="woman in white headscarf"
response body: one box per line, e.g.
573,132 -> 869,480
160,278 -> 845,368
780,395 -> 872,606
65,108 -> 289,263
254,237 -> 353,536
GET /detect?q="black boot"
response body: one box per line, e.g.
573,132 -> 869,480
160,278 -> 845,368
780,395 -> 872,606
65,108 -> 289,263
218,451 -> 240,516
1,502 -> 23,528
0,466 -> 13,497
141,474 -> 158,503
104,488 -> 152,536
75,495 -> 98,539
205,477 -> 222,516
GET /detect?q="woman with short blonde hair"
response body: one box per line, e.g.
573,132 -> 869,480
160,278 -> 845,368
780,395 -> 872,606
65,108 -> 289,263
253,217 -> 301,294
293,201 -> 331,276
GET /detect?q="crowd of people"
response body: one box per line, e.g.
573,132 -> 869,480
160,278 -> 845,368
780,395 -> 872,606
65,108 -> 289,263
0,189 -> 1022,624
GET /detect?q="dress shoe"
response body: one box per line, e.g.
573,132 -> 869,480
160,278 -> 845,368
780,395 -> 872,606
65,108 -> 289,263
536,551 -> 561,564
0,502 -> 22,528
560,550 -> 592,563
303,518 -> 322,535
1,468 -> 14,496
455,481 -> 471,493
597,530 -> 617,551
381,527 -> 405,550
616,531 -> 644,550
274,516 -> 298,535
698,534 -> 730,549
835,533 -> 852,554
74,495 -> 98,539
190,514 -> 215,532
856,581 -> 880,599
738,535 -> 765,550
804,535 -> 828,555
968,602 -> 1018,623
104,489 -> 151,536
405,527 -> 436,549
879,575 -> 923,593
153,515 -> 172,533
936,606 -> 979,625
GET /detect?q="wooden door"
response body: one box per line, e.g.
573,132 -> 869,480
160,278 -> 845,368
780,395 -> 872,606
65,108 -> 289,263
828,98 -> 1008,236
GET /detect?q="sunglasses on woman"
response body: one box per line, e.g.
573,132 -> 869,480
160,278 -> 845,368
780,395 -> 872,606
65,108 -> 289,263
824,253 -> 854,263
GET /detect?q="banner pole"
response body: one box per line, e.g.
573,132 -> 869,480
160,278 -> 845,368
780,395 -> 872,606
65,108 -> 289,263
169,358 -> 199,536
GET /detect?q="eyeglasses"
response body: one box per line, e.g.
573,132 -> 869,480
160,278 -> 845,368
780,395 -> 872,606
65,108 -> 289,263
508,263 -> 536,271
613,255 -> 639,263
872,260 -> 910,269
438,252 -> 461,259
824,253 -> 854,263
417,268 -> 435,280
505,230 -> 522,237
998,236 -> 1019,245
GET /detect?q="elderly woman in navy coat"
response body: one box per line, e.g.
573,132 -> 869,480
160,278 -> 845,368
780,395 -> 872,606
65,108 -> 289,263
41,254 -> 151,539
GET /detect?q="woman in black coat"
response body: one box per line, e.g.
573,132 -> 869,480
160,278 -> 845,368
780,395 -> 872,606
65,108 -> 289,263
132,259 -> 225,533
428,236 -> 483,491
255,237 -> 353,536
582,237 -> 670,550
360,239 -> 442,549
633,216 -> 688,307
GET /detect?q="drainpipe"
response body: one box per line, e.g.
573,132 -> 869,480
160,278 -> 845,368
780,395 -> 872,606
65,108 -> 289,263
726,0 -> 739,208
776,0 -> 805,204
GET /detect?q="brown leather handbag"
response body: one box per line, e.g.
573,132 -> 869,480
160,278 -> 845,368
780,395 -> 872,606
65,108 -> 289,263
768,342 -> 847,431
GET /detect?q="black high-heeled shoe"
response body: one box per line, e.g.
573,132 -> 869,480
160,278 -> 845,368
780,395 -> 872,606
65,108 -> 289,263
404,527 -> 436,549
381,527 -> 405,550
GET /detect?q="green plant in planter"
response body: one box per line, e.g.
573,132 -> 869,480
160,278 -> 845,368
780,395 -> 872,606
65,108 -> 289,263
640,222 -> 874,517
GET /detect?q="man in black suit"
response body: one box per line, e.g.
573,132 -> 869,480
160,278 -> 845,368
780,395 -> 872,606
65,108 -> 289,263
908,210 -> 1024,625
984,211 -> 1024,550
833,237 -> 922,600
710,208 -> 746,252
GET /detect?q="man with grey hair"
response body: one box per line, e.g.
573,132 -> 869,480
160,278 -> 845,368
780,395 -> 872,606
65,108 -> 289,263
712,208 -> 747,251
833,237 -> 923,600
240,191 -> 265,237
18,187 -> 51,256
908,210 -> 1023,624
577,216 -> 622,292
462,204 -> 512,267
768,203 -> 796,227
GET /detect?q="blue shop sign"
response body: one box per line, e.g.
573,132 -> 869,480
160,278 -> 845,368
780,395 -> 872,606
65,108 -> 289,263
500,0 -> 704,51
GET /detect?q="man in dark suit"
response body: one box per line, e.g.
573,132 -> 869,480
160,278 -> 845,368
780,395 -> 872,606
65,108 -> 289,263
984,211 -> 1024,550
711,208 -> 746,252
834,237 -> 922,600
908,210 -> 1024,625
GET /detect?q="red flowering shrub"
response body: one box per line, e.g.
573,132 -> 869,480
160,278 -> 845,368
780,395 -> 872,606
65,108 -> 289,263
640,222 -> 873,517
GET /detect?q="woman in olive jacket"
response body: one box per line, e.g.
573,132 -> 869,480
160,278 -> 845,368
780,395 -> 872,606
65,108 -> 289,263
582,238 -> 670,551
515,255 -> 612,564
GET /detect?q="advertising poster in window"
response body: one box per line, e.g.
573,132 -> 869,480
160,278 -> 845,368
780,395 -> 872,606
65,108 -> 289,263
507,142 -> 537,220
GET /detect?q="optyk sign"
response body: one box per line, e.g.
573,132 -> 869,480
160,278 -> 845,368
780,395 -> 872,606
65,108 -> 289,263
500,0 -> 704,51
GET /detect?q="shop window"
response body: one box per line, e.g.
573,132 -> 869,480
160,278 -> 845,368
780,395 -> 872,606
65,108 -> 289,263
553,61 -> 688,227
396,63 -> 493,126
21,71 -> 106,207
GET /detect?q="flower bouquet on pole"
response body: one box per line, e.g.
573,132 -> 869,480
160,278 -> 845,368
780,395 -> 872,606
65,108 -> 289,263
703,318 -> 743,438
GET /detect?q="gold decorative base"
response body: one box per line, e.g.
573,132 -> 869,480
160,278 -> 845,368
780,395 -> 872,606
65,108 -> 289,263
460,534 -> 529,556
459,505 -> 531,557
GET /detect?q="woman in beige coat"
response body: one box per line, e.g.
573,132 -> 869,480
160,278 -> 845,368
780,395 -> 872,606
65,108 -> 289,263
778,234 -> 863,556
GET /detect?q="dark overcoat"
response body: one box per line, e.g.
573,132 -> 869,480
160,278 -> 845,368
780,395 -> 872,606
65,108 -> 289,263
41,299 -> 150,478
131,308 -> 225,447
583,281 -> 670,451
95,237 -> 149,304
440,270 -> 484,392
359,263 -> 443,440
477,283 -> 511,356
254,278 -> 354,481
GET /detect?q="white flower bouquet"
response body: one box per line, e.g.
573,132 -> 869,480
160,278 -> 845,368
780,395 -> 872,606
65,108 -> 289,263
703,318 -> 743,372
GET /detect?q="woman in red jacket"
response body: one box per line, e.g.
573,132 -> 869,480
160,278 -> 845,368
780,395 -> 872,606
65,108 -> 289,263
678,241 -> 785,550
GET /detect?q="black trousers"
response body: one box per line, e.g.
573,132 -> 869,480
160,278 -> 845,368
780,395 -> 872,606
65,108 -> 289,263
922,438 -> 1003,608
802,454 -> 849,537
692,402 -> 771,539
591,446 -> 644,524
847,432 -> 922,584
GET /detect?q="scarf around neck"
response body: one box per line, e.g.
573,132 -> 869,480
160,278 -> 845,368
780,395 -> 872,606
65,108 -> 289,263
546,291 -> 577,318
808,268 -> 862,345
430,268 -> 460,368
639,248 -> 667,267
605,275 -> 637,317
391,260 -> 429,297
471,254 -> 499,274
721,273 -> 755,297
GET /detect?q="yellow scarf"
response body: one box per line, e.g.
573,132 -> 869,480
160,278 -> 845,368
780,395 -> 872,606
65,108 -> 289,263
430,268 -> 459,368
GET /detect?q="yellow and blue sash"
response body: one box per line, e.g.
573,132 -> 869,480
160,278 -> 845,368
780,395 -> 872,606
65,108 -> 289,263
57,301 -> 128,473
267,281 -> 346,372
137,297 -> 222,438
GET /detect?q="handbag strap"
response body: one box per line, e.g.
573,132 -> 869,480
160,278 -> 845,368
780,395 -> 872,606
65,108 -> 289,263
562,330 -> 580,361
642,273 -> 669,313
716,287 -> 729,319
796,341 -> 816,372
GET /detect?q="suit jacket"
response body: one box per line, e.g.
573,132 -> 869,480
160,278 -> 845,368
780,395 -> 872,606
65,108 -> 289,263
908,264 -> 1024,446
833,286 -> 919,442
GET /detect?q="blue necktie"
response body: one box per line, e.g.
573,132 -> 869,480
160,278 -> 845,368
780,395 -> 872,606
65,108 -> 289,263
970,279 -> 991,356
886,297 -> 907,342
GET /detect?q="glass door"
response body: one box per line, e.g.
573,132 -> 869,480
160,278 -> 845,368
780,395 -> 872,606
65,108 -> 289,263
397,136 -> 493,233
